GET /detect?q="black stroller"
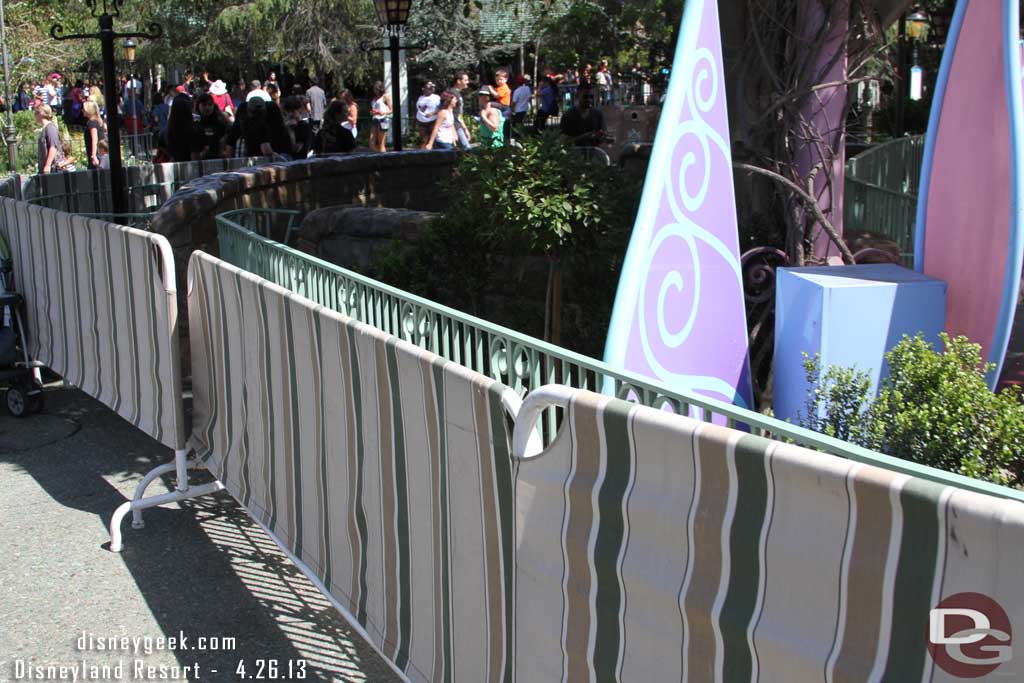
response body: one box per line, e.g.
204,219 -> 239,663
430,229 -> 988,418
0,237 -> 43,417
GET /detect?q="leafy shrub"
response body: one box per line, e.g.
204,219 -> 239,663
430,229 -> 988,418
373,131 -> 640,357
800,333 -> 1024,487
800,357 -> 874,445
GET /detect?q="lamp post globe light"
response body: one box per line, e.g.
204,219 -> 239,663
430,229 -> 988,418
373,0 -> 412,32
373,0 -> 412,151
906,9 -> 931,42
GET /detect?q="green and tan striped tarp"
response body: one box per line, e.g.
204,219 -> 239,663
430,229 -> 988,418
0,198 -> 186,449
514,390 -> 1024,682
21,157 -> 271,213
188,252 -> 517,683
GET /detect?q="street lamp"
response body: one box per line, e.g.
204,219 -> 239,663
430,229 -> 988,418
895,8 -> 930,136
372,0 -> 413,151
51,0 -> 160,215
906,9 -> 931,42
124,38 -> 137,157
906,10 -> 930,102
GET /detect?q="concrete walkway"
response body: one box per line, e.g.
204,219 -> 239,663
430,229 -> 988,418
0,385 -> 400,683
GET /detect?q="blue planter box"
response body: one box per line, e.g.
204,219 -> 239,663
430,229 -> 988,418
773,264 -> 947,425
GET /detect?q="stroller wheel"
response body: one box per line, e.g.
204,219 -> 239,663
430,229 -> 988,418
5,384 -> 28,418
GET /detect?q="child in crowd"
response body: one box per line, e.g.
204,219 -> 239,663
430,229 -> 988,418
493,69 -> 511,108
56,140 -> 78,172
96,140 -> 110,169
493,69 -> 512,142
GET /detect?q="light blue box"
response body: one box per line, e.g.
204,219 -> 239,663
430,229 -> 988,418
773,264 -> 947,425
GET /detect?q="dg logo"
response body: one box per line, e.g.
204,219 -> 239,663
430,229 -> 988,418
928,592 -> 1013,678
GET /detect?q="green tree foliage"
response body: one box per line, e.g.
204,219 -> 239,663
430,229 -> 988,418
373,131 -> 640,355
0,0 -> 94,86
406,0 -> 520,77
801,334 -> 1024,487
133,0 -> 378,84
536,0 -> 683,72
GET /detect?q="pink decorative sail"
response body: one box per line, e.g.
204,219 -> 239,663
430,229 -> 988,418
915,0 -> 1024,388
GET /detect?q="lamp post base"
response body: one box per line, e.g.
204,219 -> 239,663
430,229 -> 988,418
5,128 -> 17,174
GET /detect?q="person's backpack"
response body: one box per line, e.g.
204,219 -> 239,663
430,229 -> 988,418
316,121 -> 355,154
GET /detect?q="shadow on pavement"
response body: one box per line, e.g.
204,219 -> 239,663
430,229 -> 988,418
0,385 -> 398,682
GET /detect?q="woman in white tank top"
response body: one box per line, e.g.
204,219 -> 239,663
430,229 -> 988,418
369,81 -> 391,153
423,91 -> 458,150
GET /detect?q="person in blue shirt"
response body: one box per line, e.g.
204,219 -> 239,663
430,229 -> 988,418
13,83 -> 30,112
534,76 -> 559,132
150,85 -> 173,137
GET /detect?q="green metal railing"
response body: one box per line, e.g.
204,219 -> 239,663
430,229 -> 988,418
215,208 -> 1024,504
76,213 -> 156,230
25,180 -> 182,215
23,180 -> 189,230
844,136 -> 925,266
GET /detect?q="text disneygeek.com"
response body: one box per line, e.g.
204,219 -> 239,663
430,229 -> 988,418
1,630 -> 240,681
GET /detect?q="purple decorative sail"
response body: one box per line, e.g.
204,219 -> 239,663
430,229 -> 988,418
604,0 -> 753,409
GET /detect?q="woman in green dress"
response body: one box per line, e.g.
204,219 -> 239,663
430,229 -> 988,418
476,87 -> 504,149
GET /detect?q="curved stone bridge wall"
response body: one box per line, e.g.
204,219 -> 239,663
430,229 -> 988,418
148,151 -> 458,375
150,151 -> 458,276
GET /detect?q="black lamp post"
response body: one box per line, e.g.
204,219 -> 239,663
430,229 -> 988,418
124,38 -> 137,157
372,0 -> 413,151
51,0 -> 160,214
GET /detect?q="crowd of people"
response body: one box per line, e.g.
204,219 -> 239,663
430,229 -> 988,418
24,60 -> 619,174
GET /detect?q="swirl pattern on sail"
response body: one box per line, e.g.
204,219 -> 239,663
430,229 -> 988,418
604,0 -> 752,409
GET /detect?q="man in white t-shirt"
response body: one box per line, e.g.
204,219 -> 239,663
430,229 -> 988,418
511,76 -> 532,133
246,80 -> 272,102
595,60 -> 613,106
44,75 -> 61,113
415,82 -> 440,144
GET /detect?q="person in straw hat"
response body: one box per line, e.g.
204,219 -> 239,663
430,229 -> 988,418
209,79 -> 235,123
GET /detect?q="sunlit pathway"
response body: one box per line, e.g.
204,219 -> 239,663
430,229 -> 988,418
0,385 -> 400,683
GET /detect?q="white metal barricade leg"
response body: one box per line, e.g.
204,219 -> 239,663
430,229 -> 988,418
108,448 -> 225,552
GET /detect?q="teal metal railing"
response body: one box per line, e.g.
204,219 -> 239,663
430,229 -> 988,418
215,208 -> 1024,503
844,136 -> 925,266
25,180 -> 179,215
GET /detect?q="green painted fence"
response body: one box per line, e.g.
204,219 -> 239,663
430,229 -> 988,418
215,207 -> 1024,504
844,135 -> 925,266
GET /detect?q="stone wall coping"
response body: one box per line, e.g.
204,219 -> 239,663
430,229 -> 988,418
150,150 -> 459,243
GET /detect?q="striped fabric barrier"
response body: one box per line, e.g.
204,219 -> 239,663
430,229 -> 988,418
0,174 -> 24,200
0,197 -> 186,450
188,252 -> 519,683
20,157 -> 272,213
512,387 -> 1024,682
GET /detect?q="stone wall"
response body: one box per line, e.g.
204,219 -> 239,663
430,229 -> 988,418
150,150 -> 458,274
295,205 -> 438,273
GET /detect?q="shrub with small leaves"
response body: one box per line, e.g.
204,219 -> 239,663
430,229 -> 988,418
800,333 -> 1024,487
